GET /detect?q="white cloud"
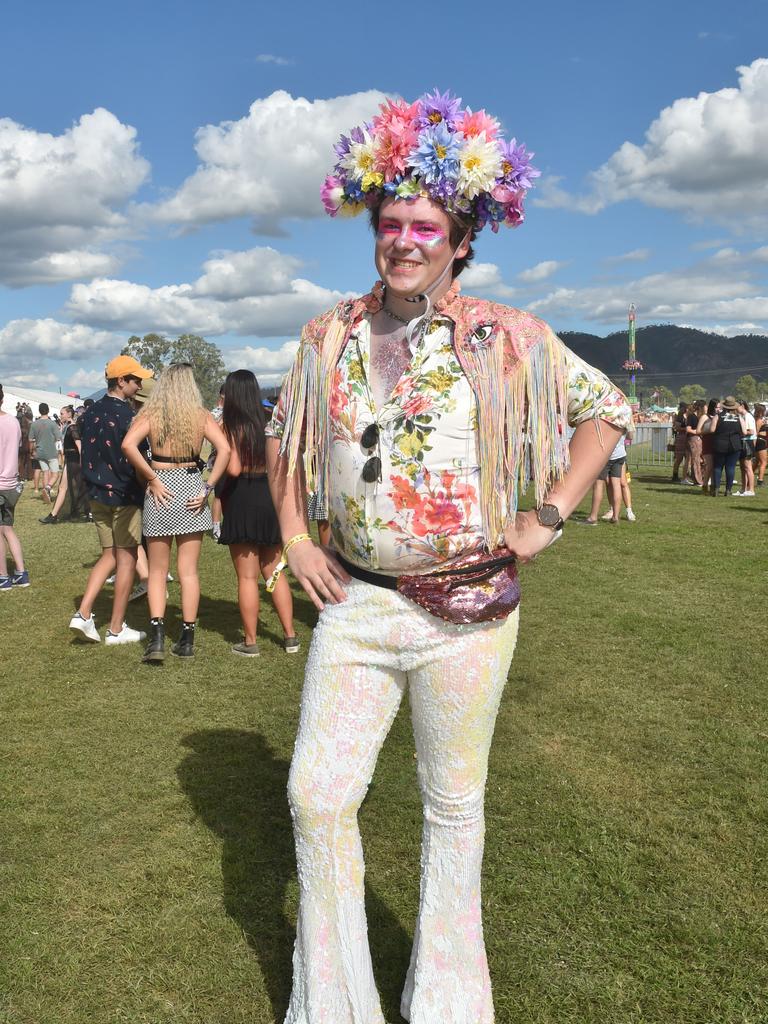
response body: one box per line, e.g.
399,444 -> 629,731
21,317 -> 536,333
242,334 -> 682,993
518,260 -> 567,283
606,248 -> 651,264
224,340 -> 300,383
527,263 -> 768,329
150,89 -> 386,232
67,247 -> 346,337
460,263 -> 503,289
535,59 -> 768,224
255,54 -> 293,66
192,247 -> 303,299
0,108 -> 149,286
4,371 -> 59,389
0,319 -> 122,360
67,367 -> 111,389
679,322 -> 765,336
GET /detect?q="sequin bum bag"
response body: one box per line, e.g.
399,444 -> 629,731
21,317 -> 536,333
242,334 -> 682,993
339,549 -> 520,624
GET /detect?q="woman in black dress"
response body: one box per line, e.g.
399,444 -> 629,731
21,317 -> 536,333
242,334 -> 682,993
220,370 -> 298,656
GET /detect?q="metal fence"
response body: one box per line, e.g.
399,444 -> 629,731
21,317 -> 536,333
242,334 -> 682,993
627,423 -> 674,466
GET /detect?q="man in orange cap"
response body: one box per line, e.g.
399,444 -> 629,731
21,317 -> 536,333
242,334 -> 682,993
69,355 -> 154,645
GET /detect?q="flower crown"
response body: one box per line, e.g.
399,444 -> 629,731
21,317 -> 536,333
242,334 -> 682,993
321,89 -> 539,233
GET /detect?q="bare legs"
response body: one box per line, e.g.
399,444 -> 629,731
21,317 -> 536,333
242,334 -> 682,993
0,525 -> 25,576
176,533 -> 203,622
147,537 -> 172,619
77,545 -> 137,632
229,542 -> 295,644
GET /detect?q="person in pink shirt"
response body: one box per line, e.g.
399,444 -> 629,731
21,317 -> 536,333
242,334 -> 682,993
0,383 -> 30,590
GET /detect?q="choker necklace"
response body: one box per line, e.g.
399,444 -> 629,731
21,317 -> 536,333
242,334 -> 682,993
382,305 -> 411,327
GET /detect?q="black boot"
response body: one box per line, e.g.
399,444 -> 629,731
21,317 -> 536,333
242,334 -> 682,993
171,620 -> 196,658
142,618 -> 165,664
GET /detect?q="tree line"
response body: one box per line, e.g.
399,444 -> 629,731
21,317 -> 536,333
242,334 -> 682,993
120,334 -> 227,409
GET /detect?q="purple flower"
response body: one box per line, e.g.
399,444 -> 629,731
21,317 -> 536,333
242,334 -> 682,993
416,89 -> 463,130
409,122 -> 463,186
499,139 -> 540,190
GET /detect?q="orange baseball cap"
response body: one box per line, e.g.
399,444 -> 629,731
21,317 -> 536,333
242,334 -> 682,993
105,355 -> 154,380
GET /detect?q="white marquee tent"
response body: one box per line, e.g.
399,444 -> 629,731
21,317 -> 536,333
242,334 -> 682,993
0,385 -> 81,418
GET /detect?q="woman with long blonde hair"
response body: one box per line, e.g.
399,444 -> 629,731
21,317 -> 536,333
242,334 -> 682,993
123,363 -> 230,661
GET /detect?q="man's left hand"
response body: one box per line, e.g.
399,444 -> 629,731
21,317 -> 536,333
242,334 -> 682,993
502,510 -> 560,563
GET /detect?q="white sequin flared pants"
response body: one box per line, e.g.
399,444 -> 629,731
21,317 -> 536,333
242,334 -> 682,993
285,579 -> 520,1024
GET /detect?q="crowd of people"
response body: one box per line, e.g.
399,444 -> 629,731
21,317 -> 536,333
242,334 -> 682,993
671,397 -> 766,496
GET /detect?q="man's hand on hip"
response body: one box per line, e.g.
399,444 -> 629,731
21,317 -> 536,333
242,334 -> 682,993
287,541 -> 350,610
502,510 -> 560,563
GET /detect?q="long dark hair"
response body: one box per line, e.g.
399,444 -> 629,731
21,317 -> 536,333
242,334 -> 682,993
222,369 -> 267,469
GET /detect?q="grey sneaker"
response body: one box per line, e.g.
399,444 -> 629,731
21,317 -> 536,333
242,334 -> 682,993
128,580 -> 148,602
232,641 -> 260,657
283,636 -> 300,654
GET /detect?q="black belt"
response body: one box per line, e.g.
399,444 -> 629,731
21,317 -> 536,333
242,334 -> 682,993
337,555 -> 398,590
337,552 -> 517,591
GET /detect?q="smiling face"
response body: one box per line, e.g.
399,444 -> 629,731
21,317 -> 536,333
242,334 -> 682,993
374,195 -> 469,301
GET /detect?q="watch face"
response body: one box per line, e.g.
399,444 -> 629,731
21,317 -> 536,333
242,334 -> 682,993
538,504 -> 561,527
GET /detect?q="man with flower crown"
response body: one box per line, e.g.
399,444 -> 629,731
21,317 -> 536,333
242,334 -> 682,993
265,89 -> 632,1023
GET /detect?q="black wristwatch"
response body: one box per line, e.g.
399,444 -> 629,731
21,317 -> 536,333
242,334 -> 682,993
536,503 -> 565,531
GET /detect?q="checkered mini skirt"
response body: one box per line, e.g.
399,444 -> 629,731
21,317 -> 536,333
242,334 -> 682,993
142,467 -> 213,537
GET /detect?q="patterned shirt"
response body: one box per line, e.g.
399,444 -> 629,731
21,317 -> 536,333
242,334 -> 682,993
80,396 -> 145,507
270,310 -> 631,575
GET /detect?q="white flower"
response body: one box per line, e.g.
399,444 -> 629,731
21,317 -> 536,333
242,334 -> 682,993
457,133 -> 503,200
341,133 -> 377,182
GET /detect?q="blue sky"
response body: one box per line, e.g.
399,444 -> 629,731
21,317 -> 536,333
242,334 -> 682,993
1,0 -> 766,394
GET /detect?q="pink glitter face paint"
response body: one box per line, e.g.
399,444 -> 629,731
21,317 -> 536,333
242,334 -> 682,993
377,220 -> 448,249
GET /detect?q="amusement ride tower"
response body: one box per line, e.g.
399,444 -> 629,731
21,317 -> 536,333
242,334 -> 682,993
622,303 -> 643,410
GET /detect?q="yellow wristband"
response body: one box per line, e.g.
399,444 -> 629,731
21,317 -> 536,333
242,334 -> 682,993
283,532 -> 312,555
265,533 -> 312,593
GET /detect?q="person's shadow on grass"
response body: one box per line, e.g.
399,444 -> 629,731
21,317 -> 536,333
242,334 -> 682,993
177,729 -> 412,1023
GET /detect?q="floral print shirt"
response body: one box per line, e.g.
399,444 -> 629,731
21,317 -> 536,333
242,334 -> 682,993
270,310 -> 630,575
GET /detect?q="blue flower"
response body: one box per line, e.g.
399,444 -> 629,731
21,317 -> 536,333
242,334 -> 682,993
409,123 -> 463,187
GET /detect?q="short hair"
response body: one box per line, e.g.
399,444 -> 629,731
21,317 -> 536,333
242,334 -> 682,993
61,404 -> 74,416
39,402 -> 49,415
106,378 -> 119,390
368,200 -> 477,278
83,398 -> 94,408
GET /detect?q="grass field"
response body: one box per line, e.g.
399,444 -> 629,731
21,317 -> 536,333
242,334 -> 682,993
2,467 -> 767,1024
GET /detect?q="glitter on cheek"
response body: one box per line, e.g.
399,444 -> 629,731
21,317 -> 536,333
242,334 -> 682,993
415,232 -> 448,249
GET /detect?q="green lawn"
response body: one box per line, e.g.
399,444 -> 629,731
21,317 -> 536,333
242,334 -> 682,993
2,469 -> 767,1024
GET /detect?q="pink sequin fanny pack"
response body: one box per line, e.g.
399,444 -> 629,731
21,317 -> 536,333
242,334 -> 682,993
396,548 -> 520,624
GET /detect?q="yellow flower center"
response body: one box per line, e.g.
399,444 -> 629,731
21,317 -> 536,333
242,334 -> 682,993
428,112 -> 442,124
435,144 -> 447,160
502,160 -> 512,175
464,155 -> 481,172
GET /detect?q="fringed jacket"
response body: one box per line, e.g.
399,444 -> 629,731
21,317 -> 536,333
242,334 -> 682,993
269,281 -> 632,564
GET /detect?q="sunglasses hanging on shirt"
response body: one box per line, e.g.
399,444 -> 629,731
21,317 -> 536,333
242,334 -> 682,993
360,422 -> 382,483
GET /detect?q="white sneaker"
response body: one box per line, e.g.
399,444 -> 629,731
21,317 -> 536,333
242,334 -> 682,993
69,612 -> 100,643
626,509 -> 637,521
166,572 -> 174,582
129,580 -> 148,602
105,574 -> 116,585
600,510 -> 614,521
734,490 -> 755,497
211,522 -> 221,540
105,623 -> 147,645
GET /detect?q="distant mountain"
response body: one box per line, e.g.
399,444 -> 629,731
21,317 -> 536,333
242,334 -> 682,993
559,324 -> 768,397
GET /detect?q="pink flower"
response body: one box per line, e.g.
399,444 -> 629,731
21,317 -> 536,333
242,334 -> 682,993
321,175 -> 344,216
373,99 -> 420,181
401,393 -> 434,418
457,108 -> 500,140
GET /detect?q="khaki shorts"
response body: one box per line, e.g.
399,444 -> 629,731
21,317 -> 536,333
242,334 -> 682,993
91,501 -> 142,549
